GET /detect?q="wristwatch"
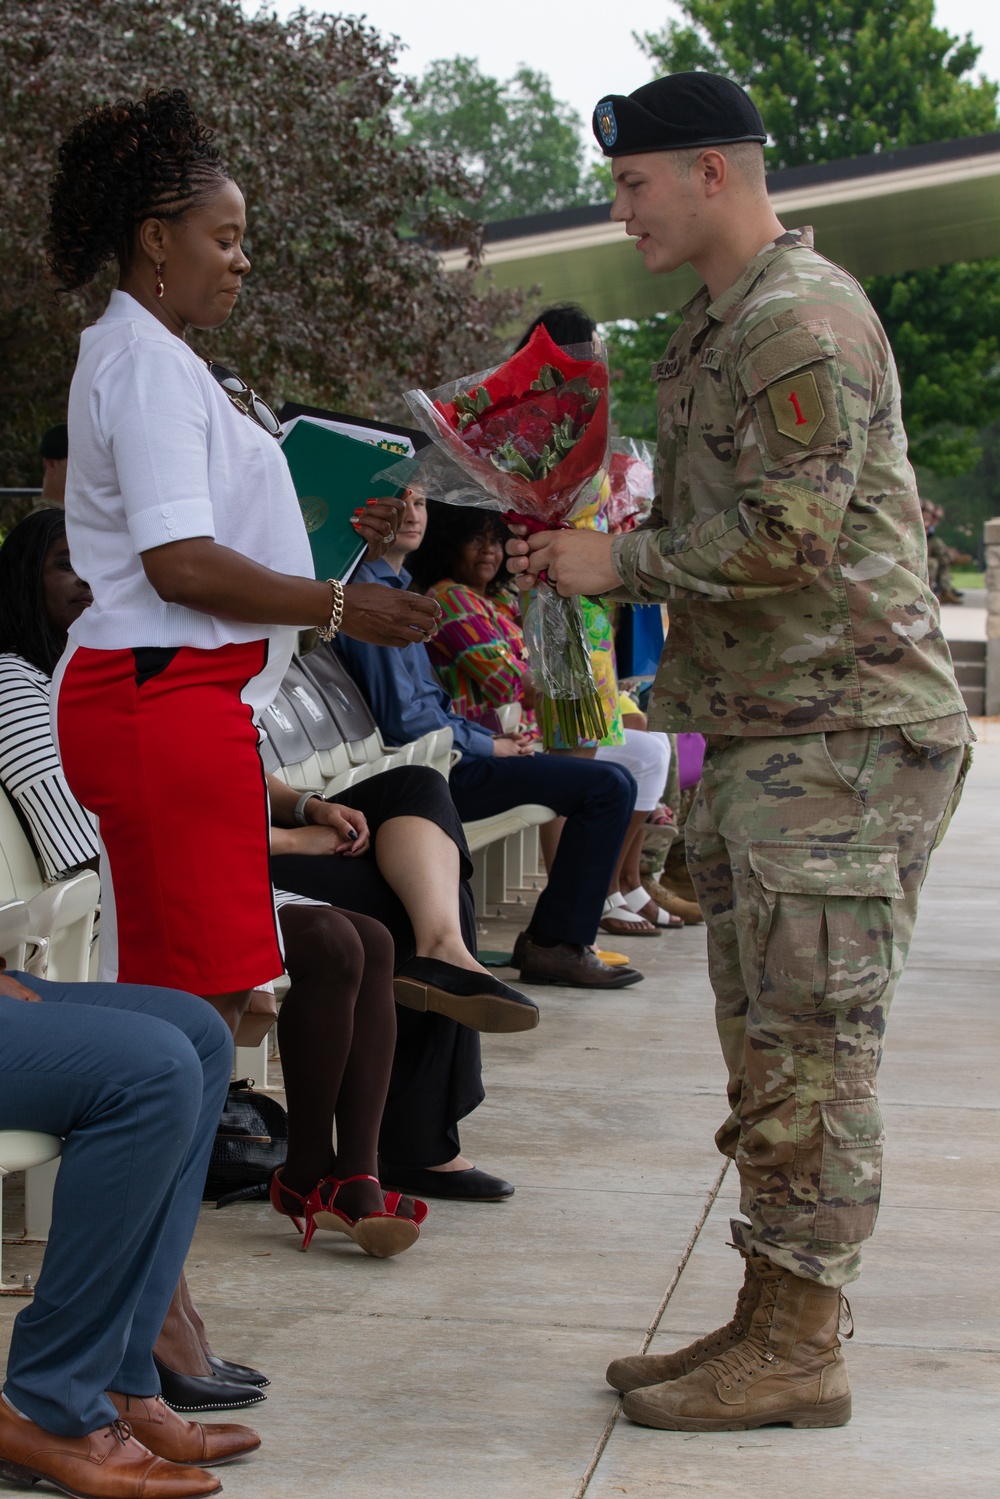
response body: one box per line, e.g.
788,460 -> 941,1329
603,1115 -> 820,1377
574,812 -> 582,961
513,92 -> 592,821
293,791 -> 323,826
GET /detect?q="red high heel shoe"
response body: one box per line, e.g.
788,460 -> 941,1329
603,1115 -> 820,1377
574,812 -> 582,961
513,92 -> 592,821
270,1171 -> 427,1259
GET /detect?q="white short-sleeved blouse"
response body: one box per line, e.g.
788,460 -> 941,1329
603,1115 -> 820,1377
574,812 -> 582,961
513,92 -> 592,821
64,289 -> 314,710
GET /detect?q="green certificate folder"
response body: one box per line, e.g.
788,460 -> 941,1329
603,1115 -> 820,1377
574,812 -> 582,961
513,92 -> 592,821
279,417 -> 407,583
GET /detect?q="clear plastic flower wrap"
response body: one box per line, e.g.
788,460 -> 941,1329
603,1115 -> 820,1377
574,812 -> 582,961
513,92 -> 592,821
601,437 -> 656,531
377,325 -> 612,739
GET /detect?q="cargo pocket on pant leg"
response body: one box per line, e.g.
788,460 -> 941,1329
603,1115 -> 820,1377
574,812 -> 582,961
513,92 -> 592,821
816,1097 -> 885,1241
747,841 -> 902,1008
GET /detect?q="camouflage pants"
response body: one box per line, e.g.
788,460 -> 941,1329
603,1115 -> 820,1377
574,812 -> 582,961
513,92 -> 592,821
686,714 -> 972,1286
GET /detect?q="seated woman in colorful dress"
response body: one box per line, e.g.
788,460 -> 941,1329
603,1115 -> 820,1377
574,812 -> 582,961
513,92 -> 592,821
408,501 -> 537,738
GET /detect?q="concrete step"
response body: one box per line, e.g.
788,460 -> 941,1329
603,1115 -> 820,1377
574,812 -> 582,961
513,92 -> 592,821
949,638 -> 986,663
954,661 -> 985,688
948,639 -> 986,714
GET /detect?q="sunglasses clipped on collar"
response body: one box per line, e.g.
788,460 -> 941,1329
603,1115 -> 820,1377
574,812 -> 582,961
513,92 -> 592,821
204,359 -> 282,438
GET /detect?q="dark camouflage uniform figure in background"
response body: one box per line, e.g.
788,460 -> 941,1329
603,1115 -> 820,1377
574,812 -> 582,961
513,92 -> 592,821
922,501 -> 965,604
611,226 -> 973,1288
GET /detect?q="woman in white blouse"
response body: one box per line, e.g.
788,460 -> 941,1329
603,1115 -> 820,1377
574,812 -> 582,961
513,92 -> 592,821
46,87 -> 440,1039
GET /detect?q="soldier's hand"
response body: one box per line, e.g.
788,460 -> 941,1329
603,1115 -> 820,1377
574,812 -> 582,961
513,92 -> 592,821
505,526 -> 621,597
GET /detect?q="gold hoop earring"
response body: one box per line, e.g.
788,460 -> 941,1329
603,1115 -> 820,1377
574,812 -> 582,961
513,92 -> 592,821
155,263 -> 165,299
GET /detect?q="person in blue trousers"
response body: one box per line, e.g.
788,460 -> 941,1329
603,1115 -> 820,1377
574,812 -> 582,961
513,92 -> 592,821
0,962 -> 260,1499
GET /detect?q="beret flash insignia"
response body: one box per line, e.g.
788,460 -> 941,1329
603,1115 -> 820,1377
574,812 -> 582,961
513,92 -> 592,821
596,100 -> 618,148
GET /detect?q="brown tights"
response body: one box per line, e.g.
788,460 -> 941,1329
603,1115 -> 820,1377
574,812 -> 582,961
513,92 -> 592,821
276,903 -> 397,1221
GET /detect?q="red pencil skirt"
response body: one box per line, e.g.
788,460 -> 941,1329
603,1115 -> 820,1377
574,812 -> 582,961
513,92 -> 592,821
55,640 -> 283,993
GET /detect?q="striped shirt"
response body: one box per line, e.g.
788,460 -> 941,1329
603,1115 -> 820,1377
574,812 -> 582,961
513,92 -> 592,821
0,653 -> 99,880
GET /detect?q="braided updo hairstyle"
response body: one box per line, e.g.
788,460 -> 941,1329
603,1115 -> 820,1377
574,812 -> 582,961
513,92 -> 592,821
47,88 -> 230,292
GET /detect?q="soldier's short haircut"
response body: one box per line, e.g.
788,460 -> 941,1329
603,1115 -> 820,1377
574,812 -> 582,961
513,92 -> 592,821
669,141 -> 767,191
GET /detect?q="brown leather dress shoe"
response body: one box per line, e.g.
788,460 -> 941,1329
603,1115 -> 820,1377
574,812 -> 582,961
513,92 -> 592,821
0,1396 -> 219,1498
109,1392 -> 260,1466
514,933 -> 643,988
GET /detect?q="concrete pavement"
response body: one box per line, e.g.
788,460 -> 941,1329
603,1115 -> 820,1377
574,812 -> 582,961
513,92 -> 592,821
2,732 -> 998,1498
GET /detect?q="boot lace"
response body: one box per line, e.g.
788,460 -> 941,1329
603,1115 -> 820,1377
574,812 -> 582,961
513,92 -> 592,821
108,1418 -> 133,1444
704,1336 -> 781,1389
700,1260 -> 785,1388
731,1265 -> 758,1332
839,1294 -> 854,1340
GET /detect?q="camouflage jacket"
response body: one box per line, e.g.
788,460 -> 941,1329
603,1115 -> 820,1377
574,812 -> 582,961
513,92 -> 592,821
610,227 -> 965,735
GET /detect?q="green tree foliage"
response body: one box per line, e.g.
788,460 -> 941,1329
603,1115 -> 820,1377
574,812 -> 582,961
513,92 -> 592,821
0,0 -> 523,505
402,57 -> 596,220
865,261 -> 1000,473
603,314 -> 684,440
637,0 -> 998,170
625,0 -> 1000,495
915,421 -> 1000,560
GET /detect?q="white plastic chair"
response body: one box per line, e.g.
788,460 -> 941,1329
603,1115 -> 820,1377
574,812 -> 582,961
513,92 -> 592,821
0,790 -> 100,984
463,804 -> 557,912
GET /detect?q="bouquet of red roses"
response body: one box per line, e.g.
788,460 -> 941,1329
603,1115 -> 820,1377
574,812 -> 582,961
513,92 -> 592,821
601,438 -> 656,532
382,325 -> 611,744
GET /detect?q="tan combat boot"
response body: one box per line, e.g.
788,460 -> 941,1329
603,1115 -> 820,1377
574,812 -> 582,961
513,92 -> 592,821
606,1225 -> 762,1394
622,1254 -> 851,1430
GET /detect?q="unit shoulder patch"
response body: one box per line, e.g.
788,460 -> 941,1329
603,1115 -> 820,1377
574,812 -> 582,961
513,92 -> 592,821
766,370 -> 825,446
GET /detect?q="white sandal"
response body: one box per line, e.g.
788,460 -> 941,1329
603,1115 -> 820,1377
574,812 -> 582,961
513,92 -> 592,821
621,885 -> 683,928
599,892 -> 662,937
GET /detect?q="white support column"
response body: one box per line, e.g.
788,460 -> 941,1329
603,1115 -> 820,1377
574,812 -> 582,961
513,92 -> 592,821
522,825 -> 542,878
485,839 -> 509,907
470,849 -> 488,916
505,830 -> 525,891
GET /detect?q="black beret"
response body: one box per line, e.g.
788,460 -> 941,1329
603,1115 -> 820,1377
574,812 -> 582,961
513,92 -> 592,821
593,72 -> 766,157
39,423 -> 68,460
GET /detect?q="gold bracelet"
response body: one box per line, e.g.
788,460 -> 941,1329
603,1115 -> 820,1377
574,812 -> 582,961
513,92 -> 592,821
317,578 -> 345,642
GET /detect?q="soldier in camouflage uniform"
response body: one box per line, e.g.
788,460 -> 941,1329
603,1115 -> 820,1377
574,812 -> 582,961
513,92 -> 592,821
924,502 -> 964,603
507,71 -> 973,1432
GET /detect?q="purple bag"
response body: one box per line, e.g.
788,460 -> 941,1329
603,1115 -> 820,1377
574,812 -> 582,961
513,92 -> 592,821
676,732 -> 706,791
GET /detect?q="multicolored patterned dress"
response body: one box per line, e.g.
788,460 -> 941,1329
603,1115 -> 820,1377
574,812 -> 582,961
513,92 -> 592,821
424,580 -> 538,735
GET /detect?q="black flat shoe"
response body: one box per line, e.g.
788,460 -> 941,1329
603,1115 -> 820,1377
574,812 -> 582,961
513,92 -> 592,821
153,1355 -> 267,1412
393,957 -> 540,1034
205,1354 -> 270,1388
378,1161 -> 514,1202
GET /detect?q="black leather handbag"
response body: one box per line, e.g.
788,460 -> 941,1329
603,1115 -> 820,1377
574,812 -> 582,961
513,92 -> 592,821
203,1078 -> 288,1208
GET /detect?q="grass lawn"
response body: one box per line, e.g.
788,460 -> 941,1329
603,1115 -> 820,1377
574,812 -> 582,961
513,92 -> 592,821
950,570 -> 985,589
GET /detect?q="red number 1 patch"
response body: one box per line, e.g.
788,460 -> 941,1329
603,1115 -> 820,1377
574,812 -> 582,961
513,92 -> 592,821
765,370 -> 826,446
